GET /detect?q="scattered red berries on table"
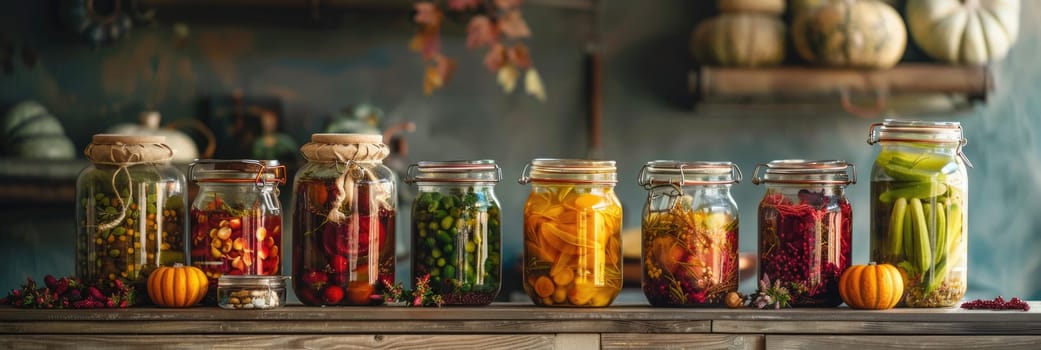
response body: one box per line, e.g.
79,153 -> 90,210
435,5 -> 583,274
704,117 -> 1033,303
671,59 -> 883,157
961,296 -> 1030,311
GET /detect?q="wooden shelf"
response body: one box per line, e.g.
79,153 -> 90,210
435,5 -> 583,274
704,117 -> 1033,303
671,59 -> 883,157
141,0 -> 596,13
0,158 -> 87,204
689,64 -> 991,116
3,303 -> 1041,349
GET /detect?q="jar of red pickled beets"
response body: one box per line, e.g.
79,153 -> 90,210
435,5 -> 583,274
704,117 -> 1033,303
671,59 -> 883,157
752,160 -> 854,307
188,159 -> 286,305
292,134 -> 397,306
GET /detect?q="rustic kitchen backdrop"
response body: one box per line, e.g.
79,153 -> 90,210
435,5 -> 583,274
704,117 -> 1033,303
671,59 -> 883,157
0,0 -> 1037,301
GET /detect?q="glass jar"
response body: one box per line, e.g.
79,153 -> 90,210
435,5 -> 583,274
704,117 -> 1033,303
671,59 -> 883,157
218,275 -> 289,309
76,135 -> 187,298
868,120 -> 969,307
292,134 -> 397,306
752,160 -> 854,307
405,160 -> 502,305
638,161 -> 741,307
188,159 -> 286,304
518,158 -> 622,307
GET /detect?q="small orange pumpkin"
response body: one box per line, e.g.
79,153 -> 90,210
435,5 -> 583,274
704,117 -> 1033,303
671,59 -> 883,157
839,262 -> 903,310
147,264 -> 209,308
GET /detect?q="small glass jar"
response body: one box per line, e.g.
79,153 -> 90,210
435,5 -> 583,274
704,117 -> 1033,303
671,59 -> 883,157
76,135 -> 187,297
292,134 -> 397,306
518,158 -> 622,307
188,159 -> 286,304
638,161 -> 741,307
405,160 -> 502,305
218,275 -> 289,309
868,120 -> 969,307
753,160 -> 854,307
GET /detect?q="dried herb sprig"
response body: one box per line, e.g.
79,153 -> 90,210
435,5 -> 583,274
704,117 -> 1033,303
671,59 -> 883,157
382,274 -> 444,307
751,274 -> 791,309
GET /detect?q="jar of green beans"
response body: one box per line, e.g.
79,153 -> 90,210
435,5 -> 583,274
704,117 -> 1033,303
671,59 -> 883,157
405,160 -> 502,305
868,120 -> 970,308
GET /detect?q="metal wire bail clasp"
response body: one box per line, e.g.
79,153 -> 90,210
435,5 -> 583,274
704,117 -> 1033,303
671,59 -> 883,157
517,162 -> 533,185
751,163 -> 767,185
866,122 -> 884,145
404,163 -> 420,184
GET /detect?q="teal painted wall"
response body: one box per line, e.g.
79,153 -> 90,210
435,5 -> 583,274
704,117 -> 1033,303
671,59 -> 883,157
1,0 -> 1039,301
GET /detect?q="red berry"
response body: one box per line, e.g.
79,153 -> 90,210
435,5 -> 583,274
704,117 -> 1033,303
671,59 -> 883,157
330,255 -> 349,273
86,287 -> 105,300
44,275 -> 58,289
296,287 -> 322,305
302,271 -> 328,288
323,286 -> 345,304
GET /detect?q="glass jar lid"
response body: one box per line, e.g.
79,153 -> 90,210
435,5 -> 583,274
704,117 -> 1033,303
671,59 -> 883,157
518,158 -> 617,185
867,119 -> 973,168
188,159 -> 286,186
752,160 -> 856,185
219,275 -> 290,288
637,160 -> 741,188
404,160 -> 501,184
867,119 -> 964,145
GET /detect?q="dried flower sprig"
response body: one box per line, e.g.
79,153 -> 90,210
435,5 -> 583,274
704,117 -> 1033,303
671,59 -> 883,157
1,275 -> 135,309
751,274 -> 791,309
410,0 -> 546,100
382,274 -> 444,307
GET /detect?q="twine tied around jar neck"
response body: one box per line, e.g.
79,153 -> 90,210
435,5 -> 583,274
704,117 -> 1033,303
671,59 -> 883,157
84,134 -> 175,232
300,134 -> 391,224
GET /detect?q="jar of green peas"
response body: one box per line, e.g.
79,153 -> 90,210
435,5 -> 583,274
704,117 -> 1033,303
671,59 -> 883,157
405,160 -> 502,305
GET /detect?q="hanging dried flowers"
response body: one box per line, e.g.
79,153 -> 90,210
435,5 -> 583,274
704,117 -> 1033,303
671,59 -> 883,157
410,0 -> 547,101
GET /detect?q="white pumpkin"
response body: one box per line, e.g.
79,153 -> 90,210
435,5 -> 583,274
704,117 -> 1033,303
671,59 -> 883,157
691,13 -> 787,67
718,0 -> 786,15
906,0 -> 1019,64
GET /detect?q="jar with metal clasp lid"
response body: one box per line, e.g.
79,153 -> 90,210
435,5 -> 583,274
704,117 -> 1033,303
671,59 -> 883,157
405,160 -> 502,305
188,159 -> 286,304
753,160 -> 854,307
868,120 -> 970,307
518,159 -> 622,307
292,133 -> 397,306
638,161 -> 741,307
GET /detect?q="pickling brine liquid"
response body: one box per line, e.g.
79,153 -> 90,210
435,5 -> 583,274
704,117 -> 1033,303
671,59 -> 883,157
293,180 -> 395,306
522,185 -> 622,307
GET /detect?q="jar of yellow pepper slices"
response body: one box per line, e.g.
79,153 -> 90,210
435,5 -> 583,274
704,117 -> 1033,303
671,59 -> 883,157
518,159 -> 622,307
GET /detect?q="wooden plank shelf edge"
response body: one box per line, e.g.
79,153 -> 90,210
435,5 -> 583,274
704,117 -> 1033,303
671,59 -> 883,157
689,64 -> 991,116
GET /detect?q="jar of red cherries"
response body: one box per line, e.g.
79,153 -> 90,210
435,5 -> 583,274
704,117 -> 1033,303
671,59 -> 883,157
188,159 -> 286,305
292,134 -> 397,306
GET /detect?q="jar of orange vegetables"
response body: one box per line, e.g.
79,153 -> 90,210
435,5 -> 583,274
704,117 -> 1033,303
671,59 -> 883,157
518,159 -> 622,307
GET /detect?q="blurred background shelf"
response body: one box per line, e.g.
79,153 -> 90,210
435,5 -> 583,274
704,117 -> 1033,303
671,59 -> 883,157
142,0 -> 595,10
0,158 -> 87,205
689,64 -> 991,117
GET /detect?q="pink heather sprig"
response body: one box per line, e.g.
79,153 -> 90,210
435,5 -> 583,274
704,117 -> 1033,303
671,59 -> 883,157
381,274 -> 444,307
751,274 -> 791,309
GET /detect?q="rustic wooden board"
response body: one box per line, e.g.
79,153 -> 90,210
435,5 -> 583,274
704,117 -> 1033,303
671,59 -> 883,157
602,334 -> 764,350
554,334 -> 600,350
0,319 -> 708,335
0,334 -> 557,349
712,320 -> 1041,335
2,303 -> 1039,323
765,335 -> 1041,350
2,302 -> 1041,336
